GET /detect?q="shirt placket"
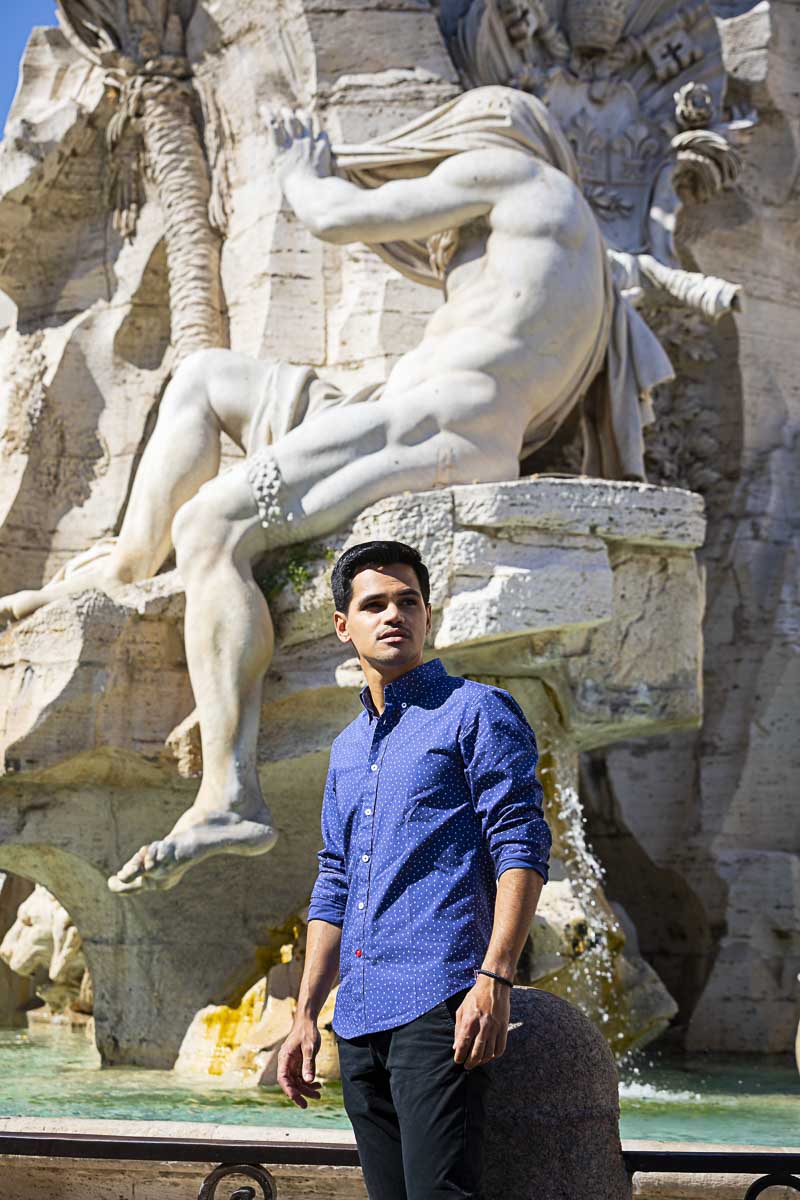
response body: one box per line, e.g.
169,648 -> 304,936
354,701 -> 397,1027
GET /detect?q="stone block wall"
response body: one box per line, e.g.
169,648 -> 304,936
581,0 -> 800,1051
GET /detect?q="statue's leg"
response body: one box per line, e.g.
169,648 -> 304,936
268,368 -> 520,532
108,462 -> 278,894
0,350 -> 272,623
107,373 -> 519,893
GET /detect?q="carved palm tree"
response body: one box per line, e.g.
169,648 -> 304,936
56,0 -> 225,360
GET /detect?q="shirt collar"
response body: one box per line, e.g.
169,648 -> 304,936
359,658 -> 448,719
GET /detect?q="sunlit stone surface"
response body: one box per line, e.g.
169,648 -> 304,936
0,0 -> 795,1097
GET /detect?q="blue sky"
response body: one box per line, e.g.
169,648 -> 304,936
1,4 -> 58,131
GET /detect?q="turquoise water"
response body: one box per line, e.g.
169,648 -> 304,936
0,1027 -> 797,1145
617,1050 -> 799,1145
0,1027 -> 349,1130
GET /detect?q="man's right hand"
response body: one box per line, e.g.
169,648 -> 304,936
277,1018 -> 323,1108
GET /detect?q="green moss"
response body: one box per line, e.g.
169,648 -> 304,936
256,541 -> 333,601
286,558 -> 311,592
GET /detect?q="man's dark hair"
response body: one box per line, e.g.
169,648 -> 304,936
331,541 -> 430,613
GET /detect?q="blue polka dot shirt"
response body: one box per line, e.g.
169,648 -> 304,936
307,657 -> 552,1038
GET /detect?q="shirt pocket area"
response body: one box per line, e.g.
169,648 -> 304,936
404,744 -> 466,820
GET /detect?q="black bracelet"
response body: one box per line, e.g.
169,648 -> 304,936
474,967 -> 514,988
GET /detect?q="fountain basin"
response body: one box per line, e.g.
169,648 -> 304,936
1,1025 -> 797,1146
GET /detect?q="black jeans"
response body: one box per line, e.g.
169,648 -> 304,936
335,988 -> 490,1200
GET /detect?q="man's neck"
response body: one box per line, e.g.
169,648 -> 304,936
362,655 -> 424,716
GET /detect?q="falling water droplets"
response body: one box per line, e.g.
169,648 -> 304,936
543,781 -> 630,1056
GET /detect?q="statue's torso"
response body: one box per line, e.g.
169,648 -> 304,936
382,162 -> 606,444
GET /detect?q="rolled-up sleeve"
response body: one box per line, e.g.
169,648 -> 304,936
307,763 -> 349,926
460,687 -> 551,883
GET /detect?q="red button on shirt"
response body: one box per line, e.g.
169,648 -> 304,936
355,949 -> 362,957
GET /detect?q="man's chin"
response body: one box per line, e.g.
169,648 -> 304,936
371,639 -> 421,664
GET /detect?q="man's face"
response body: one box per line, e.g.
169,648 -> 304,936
334,563 -> 431,670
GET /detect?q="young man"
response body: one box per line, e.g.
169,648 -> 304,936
277,539 -> 551,1199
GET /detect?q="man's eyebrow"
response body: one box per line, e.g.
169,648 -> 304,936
358,588 -> 421,606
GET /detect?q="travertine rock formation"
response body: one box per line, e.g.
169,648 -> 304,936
0,478 -> 703,1065
577,0 -> 800,1054
0,0 -> 455,594
174,926 -> 342,1085
521,805 -> 678,1057
4,0 -> 791,1059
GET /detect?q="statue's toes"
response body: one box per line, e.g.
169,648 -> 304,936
108,873 -> 143,894
107,864 -> 147,893
0,595 -> 19,623
121,847 -> 148,877
141,842 -> 161,873
107,846 -> 154,893
139,840 -> 194,891
148,838 -> 181,870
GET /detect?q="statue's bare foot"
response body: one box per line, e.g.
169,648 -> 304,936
0,543 -> 122,626
0,590 -> 46,625
107,807 -> 278,894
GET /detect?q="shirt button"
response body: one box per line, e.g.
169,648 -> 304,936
355,948 -> 362,957
362,854 -> 370,862
401,702 -> 407,709
358,901 -> 365,910
364,807 -> 372,815
370,763 -> 378,772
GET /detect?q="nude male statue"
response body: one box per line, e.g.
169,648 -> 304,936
0,87 -> 656,893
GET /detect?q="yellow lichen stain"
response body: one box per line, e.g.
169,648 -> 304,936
200,978 -> 267,1077
225,916 -> 306,1007
184,914 -> 310,1079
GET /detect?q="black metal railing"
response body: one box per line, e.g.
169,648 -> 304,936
1,1131 -> 799,1198
625,1150 -> 800,1199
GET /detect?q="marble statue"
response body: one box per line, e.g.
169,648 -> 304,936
0,86 -> 672,895
0,884 -> 88,1014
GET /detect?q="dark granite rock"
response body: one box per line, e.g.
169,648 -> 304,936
482,988 -> 630,1200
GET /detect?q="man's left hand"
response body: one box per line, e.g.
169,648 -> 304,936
453,975 -> 511,1070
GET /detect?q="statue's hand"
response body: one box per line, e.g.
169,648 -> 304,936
264,107 -> 332,183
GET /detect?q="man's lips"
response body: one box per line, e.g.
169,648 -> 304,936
378,630 -> 409,642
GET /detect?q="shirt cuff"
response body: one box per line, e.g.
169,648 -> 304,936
496,858 -> 549,884
307,899 -> 346,927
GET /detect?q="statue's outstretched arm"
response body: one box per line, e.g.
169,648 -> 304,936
267,110 -> 494,246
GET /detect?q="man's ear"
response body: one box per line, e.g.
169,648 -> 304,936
333,611 -> 352,644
